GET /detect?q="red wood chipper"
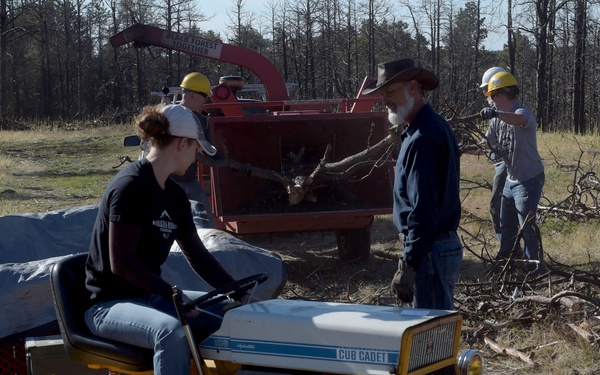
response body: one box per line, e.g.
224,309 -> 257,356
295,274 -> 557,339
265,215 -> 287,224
110,24 -> 395,262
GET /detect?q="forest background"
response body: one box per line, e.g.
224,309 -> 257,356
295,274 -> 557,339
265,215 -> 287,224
0,0 -> 598,132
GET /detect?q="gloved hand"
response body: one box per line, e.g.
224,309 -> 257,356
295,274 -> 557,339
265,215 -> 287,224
479,107 -> 497,120
391,260 -> 416,304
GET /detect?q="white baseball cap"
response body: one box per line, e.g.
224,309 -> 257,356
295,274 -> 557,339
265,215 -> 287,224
160,104 -> 217,156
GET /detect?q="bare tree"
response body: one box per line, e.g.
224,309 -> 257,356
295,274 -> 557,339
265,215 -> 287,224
0,0 -> 7,117
443,1 -> 488,113
533,0 -> 568,131
507,0 -> 515,71
573,0 -> 587,134
105,0 -> 123,110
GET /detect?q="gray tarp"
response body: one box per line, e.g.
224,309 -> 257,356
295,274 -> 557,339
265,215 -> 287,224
0,205 -> 287,340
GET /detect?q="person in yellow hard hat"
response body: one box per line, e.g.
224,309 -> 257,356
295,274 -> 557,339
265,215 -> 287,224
479,71 -> 546,276
476,68 -> 507,237
466,67 -> 523,259
175,72 -> 217,228
180,72 -> 213,121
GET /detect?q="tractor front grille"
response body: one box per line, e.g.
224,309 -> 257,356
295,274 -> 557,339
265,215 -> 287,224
407,321 -> 457,372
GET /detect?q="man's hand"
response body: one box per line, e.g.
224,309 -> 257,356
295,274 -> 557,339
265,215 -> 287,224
479,107 -> 497,120
391,260 -> 416,304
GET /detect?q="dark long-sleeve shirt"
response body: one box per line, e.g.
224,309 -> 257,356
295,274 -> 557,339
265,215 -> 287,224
393,103 -> 461,270
86,159 -> 234,303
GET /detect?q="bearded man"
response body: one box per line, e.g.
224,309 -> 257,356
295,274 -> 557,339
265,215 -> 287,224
362,58 -> 462,310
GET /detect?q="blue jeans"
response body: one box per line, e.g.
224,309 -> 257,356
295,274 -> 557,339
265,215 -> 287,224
413,232 -> 463,310
491,163 -> 522,252
498,172 -> 545,268
84,291 -> 227,375
490,162 -> 507,237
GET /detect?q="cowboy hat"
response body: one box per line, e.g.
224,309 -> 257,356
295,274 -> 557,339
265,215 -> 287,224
361,58 -> 439,95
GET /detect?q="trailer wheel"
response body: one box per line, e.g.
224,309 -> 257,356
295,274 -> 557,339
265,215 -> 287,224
336,227 -> 371,263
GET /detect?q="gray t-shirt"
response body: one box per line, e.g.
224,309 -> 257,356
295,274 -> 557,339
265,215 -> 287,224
485,102 -> 543,182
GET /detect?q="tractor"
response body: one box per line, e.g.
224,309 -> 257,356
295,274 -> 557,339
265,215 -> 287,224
51,254 -> 484,375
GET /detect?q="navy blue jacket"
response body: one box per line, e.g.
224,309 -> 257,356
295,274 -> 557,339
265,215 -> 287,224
393,103 -> 461,270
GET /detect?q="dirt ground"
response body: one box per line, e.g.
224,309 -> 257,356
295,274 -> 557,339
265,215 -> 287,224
242,215 -> 401,305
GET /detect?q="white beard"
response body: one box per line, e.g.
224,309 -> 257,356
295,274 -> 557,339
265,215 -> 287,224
387,109 -> 403,125
387,88 -> 415,125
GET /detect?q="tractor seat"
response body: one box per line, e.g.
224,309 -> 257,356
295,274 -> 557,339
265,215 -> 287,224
50,253 -> 154,373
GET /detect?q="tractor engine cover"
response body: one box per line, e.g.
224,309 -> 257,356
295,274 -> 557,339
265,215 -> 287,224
200,299 -> 462,375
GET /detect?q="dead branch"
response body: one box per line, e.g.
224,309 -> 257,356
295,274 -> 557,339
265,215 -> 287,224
549,291 -> 600,309
463,320 -> 518,345
484,336 -> 537,366
509,291 -> 595,311
372,250 -> 400,261
113,156 -> 134,168
447,113 -> 481,125
196,153 -> 293,187
538,139 -> 600,222
544,255 -> 600,288
567,323 -> 593,342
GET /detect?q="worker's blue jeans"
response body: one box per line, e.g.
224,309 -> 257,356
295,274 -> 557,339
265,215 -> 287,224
85,291 -> 226,375
489,162 -> 507,237
491,162 -> 522,254
413,232 -> 463,310
498,172 -> 545,271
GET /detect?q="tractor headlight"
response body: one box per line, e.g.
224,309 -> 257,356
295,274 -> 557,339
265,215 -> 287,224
458,349 -> 485,375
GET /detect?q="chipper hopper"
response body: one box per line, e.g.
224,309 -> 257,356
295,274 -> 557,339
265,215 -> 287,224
110,24 -> 395,262
206,110 -> 393,261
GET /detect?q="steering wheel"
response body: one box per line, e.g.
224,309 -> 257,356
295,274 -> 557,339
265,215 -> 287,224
185,273 -> 268,310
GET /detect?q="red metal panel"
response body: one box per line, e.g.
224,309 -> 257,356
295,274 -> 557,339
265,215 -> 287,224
207,111 -> 393,234
219,212 -> 380,234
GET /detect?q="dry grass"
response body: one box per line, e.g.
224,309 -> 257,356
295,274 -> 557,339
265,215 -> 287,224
0,125 -> 138,215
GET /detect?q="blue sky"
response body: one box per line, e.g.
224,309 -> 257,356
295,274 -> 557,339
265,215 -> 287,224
199,0 -> 507,51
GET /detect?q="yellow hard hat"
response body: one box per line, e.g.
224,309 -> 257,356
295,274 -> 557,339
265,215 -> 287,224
180,72 -> 211,96
485,71 -> 518,96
